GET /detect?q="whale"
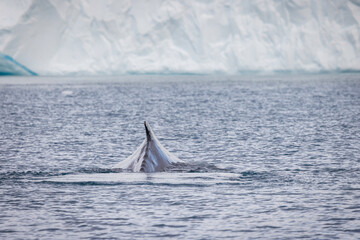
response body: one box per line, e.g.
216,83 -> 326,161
113,121 -> 182,173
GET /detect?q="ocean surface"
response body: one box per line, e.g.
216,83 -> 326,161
0,74 -> 359,239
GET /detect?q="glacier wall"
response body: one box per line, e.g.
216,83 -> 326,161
0,0 -> 360,75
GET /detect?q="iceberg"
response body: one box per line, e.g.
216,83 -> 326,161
0,53 -> 36,76
0,0 -> 359,76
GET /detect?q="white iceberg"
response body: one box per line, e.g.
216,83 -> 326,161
0,0 -> 359,75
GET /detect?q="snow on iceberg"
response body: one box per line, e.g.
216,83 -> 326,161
0,0 -> 360,76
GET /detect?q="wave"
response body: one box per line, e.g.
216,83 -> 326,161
0,161 -> 227,180
3,163 -> 357,187
0,162 -> 262,187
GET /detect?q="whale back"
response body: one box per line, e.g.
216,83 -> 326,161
113,122 -> 181,172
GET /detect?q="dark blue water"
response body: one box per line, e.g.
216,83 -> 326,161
1,74 -> 360,239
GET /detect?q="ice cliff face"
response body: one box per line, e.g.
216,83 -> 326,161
0,0 -> 359,75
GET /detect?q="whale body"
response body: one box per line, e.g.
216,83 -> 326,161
113,121 -> 181,173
